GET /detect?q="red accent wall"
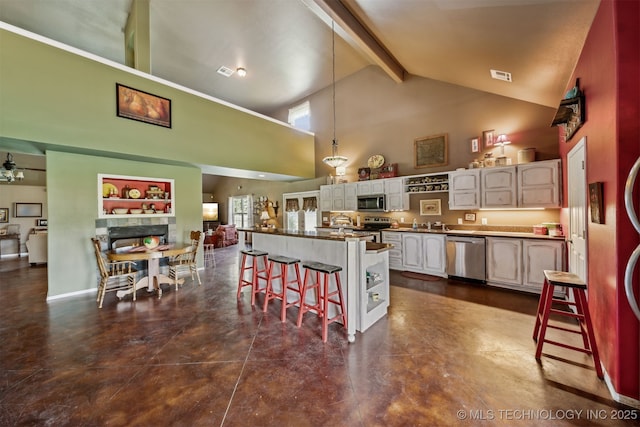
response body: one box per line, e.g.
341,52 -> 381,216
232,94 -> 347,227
559,0 -> 640,399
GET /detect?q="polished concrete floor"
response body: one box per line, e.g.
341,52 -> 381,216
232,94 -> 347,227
1,245 -> 638,426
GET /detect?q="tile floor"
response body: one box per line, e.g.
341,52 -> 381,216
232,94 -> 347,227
0,245 -> 638,426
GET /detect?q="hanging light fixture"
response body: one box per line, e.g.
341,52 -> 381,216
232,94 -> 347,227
0,153 -> 25,183
322,21 -> 348,169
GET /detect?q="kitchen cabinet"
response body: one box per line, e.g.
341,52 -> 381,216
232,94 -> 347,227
385,178 -> 409,211
481,166 -> 517,208
98,174 -> 174,218
401,232 -> 447,277
517,159 -> 561,208
404,173 -> 448,194
381,231 -> 403,270
361,250 -> 390,332
487,236 -> 565,294
448,169 -> 481,210
357,180 -> 385,196
320,183 -> 357,211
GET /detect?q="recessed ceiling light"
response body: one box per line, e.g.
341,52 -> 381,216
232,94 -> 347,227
490,69 -> 512,82
216,66 -> 234,77
236,67 -> 247,77
258,174 -> 265,178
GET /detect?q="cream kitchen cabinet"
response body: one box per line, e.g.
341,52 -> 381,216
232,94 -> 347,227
481,166 -> 517,208
448,169 -> 481,210
385,177 -> 409,211
320,183 -> 357,211
401,232 -> 447,277
517,159 -> 561,208
382,231 -> 403,270
357,180 -> 385,196
487,236 -> 565,294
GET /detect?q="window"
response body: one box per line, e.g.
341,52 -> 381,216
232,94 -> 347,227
288,101 -> 310,131
229,195 -> 252,228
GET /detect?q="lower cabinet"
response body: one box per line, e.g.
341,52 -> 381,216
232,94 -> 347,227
381,231 -> 403,270
361,250 -> 390,332
486,237 -> 564,294
401,232 -> 447,277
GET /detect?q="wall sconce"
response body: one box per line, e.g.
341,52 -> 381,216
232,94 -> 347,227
272,201 -> 279,216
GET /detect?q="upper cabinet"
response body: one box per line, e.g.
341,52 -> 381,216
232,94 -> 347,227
320,183 -> 357,211
481,166 -> 517,208
517,159 -> 561,208
357,180 -> 385,196
385,178 -> 409,211
99,174 -> 175,218
448,169 -> 481,210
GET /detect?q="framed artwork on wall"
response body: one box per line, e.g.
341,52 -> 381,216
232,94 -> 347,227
414,133 -> 448,168
420,199 -> 442,216
116,83 -> 172,128
483,129 -> 495,148
589,182 -> 604,224
14,203 -> 42,218
0,208 -> 8,223
470,137 -> 480,153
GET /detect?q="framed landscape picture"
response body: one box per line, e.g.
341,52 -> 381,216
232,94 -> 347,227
414,133 -> 448,168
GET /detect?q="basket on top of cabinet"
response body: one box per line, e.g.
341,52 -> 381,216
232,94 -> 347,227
404,173 -> 449,193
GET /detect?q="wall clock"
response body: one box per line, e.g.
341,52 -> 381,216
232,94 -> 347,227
367,154 -> 385,169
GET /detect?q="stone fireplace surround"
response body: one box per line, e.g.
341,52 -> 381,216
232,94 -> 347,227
94,217 -> 176,252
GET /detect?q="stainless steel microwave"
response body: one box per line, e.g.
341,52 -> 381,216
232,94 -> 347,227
357,194 -> 386,211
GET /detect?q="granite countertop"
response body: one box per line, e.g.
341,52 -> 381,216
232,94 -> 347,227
239,227 -> 374,241
382,227 -> 566,240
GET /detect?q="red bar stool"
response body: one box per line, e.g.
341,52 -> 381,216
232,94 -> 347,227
237,249 -> 269,306
533,270 -> 603,379
262,255 -> 303,322
297,261 -> 347,343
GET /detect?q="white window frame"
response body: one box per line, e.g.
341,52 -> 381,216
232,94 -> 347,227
288,101 -> 310,130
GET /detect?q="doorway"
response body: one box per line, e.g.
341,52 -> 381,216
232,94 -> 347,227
567,137 -> 588,281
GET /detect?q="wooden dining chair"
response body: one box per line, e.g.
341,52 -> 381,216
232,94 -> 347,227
91,238 -> 138,308
168,230 -> 202,290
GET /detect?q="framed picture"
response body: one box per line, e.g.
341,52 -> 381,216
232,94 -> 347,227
0,208 -> 8,223
483,129 -> 495,148
116,83 -> 171,128
358,167 -> 371,181
589,182 -> 604,224
470,137 -> 480,153
414,133 -> 448,168
420,199 -> 442,216
464,213 -> 476,221
14,203 -> 42,218
37,219 -> 48,227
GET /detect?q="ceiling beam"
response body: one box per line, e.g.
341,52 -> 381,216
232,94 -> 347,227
304,0 -> 405,83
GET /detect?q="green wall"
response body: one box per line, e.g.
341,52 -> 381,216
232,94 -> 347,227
46,151 -> 202,298
0,26 -> 315,178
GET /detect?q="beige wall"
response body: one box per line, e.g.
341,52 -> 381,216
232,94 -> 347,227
209,65 -> 561,227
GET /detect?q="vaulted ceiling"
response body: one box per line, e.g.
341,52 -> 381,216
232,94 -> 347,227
0,0 -> 600,175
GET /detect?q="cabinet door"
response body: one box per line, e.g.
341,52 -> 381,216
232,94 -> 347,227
331,184 -> 345,210
482,166 -> 517,208
486,237 -> 522,286
423,234 -> 446,275
371,180 -> 386,194
402,234 -> 423,271
522,240 -> 565,290
382,232 -> 403,270
344,183 -> 358,211
448,170 -> 481,210
385,178 -> 408,211
320,185 -> 333,211
357,181 -> 372,195
517,159 -> 561,208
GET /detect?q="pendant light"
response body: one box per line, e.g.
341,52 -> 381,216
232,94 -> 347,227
322,21 -> 348,169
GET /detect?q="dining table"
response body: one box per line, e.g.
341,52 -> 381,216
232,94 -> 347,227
107,244 -> 192,298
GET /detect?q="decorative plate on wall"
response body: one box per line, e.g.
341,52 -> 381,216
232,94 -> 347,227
367,154 -> 385,169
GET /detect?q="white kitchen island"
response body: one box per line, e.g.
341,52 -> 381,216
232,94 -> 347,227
240,228 -> 391,342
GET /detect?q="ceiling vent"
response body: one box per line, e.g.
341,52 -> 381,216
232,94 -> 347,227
490,69 -> 512,82
216,66 -> 235,77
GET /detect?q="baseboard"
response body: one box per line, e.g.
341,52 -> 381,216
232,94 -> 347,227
46,287 -> 97,302
602,365 -> 640,409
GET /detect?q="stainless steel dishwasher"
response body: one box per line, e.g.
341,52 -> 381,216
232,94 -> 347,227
446,235 -> 486,281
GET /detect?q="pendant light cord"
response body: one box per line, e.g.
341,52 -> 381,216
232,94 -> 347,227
332,20 -> 337,153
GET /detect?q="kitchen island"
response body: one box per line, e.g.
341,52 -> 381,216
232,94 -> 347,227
238,228 -> 391,342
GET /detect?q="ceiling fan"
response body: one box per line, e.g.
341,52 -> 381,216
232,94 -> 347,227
0,152 -> 45,182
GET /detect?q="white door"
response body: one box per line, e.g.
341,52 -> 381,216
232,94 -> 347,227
567,137 -> 587,281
